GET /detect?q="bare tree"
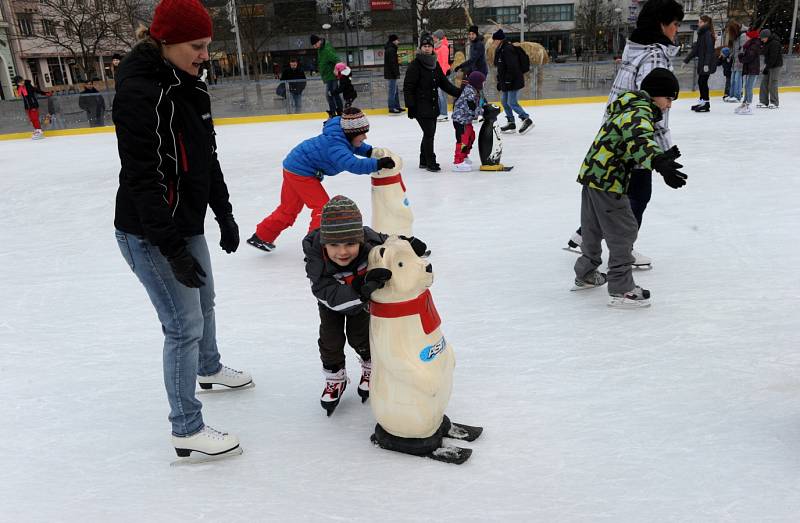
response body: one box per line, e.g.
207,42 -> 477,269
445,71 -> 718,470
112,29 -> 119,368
574,0 -> 618,53
397,0 -> 467,44
236,0 -> 273,79
108,0 -> 154,50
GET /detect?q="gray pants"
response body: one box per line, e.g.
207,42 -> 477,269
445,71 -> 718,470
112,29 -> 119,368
574,186 -> 638,294
759,67 -> 781,106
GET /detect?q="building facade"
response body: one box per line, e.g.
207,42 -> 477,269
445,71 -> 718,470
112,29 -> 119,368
0,0 -> 16,99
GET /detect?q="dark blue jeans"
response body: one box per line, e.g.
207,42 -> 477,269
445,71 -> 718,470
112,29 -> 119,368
325,79 -> 343,114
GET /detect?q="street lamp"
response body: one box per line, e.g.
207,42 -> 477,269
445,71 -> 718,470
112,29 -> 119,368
613,7 -> 622,55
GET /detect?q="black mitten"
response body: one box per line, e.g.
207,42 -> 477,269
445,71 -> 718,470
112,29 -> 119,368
467,100 -> 477,111
399,235 -> 428,257
653,146 -> 687,189
167,247 -> 207,288
352,268 -> 392,300
377,157 -> 396,170
215,213 -> 239,253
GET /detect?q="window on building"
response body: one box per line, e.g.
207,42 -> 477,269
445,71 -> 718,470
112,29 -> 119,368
492,7 -> 520,25
529,4 -> 575,23
17,14 -> 35,36
42,19 -> 56,36
47,57 -> 67,85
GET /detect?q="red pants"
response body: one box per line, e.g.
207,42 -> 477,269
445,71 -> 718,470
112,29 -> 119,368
453,122 -> 475,164
27,108 -> 41,130
255,170 -> 330,243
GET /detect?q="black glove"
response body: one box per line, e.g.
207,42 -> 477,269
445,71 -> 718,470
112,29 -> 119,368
653,146 -> 687,189
377,157 -> 396,170
399,235 -> 428,257
467,100 -> 477,111
167,246 -> 207,288
215,214 -> 239,253
352,268 -> 392,301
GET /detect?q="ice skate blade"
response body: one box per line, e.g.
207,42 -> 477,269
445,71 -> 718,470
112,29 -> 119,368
170,446 -> 243,466
633,263 -> 653,271
197,381 -> 255,394
322,400 -> 340,416
607,297 -> 652,309
571,282 -> 605,291
562,246 -> 581,254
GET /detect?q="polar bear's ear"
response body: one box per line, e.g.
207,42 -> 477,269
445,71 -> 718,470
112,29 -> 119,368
368,244 -> 390,268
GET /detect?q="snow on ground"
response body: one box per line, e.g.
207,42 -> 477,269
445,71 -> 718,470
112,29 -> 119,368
2,95 -> 800,522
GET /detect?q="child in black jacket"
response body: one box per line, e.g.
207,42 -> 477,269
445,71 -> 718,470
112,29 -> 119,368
333,63 -> 357,108
302,195 -> 426,415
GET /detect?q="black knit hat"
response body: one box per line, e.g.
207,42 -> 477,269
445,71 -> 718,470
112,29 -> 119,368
310,34 -> 321,46
641,68 -> 680,99
468,25 -> 479,34
340,107 -> 370,139
419,33 -> 434,48
636,0 -> 684,31
320,196 -> 364,245
388,34 -> 399,42
492,29 -> 506,40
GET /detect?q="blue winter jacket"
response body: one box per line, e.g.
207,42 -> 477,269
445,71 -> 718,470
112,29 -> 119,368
283,117 -> 377,178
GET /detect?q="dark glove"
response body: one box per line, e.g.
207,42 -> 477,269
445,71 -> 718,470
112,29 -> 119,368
215,214 -> 239,253
653,146 -> 687,189
467,100 -> 477,111
167,247 -> 207,288
399,235 -> 428,257
352,268 -> 393,301
377,157 -> 396,170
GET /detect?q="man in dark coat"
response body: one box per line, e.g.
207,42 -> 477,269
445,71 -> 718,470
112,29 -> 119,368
384,34 -> 404,113
78,80 -> 107,127
454,25 -> 488,76
758,29 -> 783,108
492,30 -> 533,134
403,33 -> 462,172
280,57 -> 307,113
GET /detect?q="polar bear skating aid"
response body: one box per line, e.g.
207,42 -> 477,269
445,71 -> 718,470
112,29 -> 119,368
369,148 -> 414,237
367,236 -> 482,464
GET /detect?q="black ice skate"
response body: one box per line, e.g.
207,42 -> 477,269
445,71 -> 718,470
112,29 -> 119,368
518,118 -> 534,135
246,234 -> 275,252
499,122 -> 516,133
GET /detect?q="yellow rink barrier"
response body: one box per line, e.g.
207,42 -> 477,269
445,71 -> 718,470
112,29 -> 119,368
2,86 -> 798,142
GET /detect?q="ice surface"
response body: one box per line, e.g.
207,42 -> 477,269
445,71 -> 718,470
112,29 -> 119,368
2,95 -> 799,522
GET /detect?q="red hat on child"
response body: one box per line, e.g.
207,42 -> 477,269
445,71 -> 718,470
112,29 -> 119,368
150,0 -> 213,45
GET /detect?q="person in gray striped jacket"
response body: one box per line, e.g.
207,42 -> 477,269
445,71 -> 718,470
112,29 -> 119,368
566,0 -> 684,270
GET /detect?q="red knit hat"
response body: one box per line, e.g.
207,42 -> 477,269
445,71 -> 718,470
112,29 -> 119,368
150,0 -> 213,45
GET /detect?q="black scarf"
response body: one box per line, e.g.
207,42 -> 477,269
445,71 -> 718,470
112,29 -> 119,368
629,28 -> 677,47
416,52 -> 437,70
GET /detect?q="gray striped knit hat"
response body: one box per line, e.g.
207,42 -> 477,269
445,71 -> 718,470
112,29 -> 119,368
340,107 -> 370,140
320,195 -> 364,245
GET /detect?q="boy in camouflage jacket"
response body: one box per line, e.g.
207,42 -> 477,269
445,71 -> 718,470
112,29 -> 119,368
450,71 -> 485,171
573,68 -> 687,308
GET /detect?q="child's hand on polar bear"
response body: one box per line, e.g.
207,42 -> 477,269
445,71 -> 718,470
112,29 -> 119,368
377,157 -> 396,170
352,268 -> 393,300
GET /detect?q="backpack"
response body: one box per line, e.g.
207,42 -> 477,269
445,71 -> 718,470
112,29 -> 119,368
514,45 -> 530,73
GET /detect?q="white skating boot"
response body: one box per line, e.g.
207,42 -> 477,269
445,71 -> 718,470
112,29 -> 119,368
321,368 -> 349,416
31,129 -> 44,140
739,103 -> 753,115
564,231 -> 582,253
571,270 -> 607,291
198,365 -> 253,392
171,425 -> 241,463
608,286 -> 651,308
357,359 -> 371,403
632,249 -> 652,270
451,161 -> 472,172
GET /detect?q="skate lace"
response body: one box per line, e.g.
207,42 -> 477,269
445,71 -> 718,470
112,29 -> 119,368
219,365 -> 242,377
359,360 -> 371,382
202,426 -> 227,440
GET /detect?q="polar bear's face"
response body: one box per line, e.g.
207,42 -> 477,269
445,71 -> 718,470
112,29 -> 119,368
370,148 -> 404,179
368,236 -> 432,301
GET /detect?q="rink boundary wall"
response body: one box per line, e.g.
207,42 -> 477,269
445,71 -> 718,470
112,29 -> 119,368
2,86 -> 799,142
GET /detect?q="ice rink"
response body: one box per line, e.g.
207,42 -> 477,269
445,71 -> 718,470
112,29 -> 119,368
2,94 -> 799,521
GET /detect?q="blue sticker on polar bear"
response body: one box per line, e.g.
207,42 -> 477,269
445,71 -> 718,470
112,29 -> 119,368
419,337 -> 446,362
403,197 -> 410,207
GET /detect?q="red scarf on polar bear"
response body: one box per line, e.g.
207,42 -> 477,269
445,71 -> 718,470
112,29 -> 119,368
370,289 -> 441,335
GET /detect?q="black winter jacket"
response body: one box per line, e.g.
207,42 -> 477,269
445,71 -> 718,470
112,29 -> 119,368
403,54 -> 461,119
684,26 -> 717,75
333,75 -> 357,102
280,66 -> 307,94
384,42 -> 400,79
18,80 -> 46,110
79,87 -> 106,119
113,43 -> 233,257
460,36 -> 488,76
495,41 -> 525,92
762,36 -> 784,70
303,227 -> 388,315
739,38 -> 762,76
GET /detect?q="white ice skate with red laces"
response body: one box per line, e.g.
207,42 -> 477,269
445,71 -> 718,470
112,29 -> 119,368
608,286 -> 651,308
198,365 -> 254,393
321,368 -> 349,416
358,359 -> 371,403
170,425 -> 242,466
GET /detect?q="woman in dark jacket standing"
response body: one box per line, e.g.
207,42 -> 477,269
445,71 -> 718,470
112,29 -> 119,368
403,33 -> 462,172
113,0 -> 251,461
683,15 -> 716,112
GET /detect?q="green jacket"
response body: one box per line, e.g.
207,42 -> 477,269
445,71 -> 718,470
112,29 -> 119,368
318,41 -> 340,82
577,91 -> 664,195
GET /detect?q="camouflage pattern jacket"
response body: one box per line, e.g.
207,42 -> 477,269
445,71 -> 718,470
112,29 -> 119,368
577,91 -> 664,195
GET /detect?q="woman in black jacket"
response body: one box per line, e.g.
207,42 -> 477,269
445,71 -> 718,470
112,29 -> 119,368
683,15 -> 716,112
112,0 -> 251,460
403,33 -> 462,172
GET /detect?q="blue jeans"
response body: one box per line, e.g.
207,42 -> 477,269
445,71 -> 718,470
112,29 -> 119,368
387,79 -> 400,110
325,79 -> 343,114
290,92 -> 302,113
743,74 -> 758,104
730,70 -> 742,100
501,89 -> 529,123
115,231 -> 222,436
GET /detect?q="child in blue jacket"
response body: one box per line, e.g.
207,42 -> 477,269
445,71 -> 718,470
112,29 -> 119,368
248,107 -> 395,252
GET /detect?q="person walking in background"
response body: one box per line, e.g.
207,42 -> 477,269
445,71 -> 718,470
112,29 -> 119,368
454,25 -> 488,77
384,34 -> 404,114
112,0 -> 251,460
683,15 -> 716,112
14,75 -> 47,139
403,33 -> 462,172
78,79 -> 106,127
758,29 -> 782,109
735,29 -> 762,115
432,29 -> 453,121
725,21 -> 746,102
491,29 -> 534,134
717,47 -> 732,100
310,34 -> 343,119
280,57 -> 307,113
